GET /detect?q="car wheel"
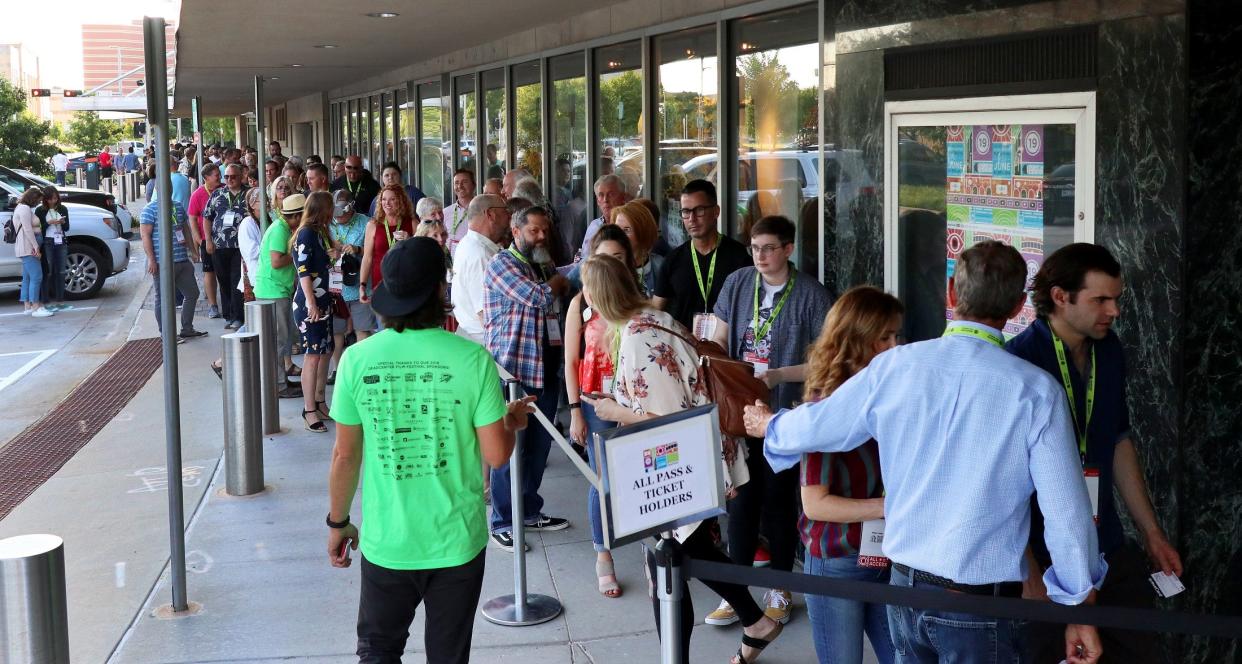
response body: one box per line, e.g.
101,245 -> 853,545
65,244 -> 106,300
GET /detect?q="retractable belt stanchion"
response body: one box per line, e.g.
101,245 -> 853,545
481,380 -> 563,626
654,535 -> 686,664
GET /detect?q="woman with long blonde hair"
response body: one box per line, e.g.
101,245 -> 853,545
798,285 -> 903,664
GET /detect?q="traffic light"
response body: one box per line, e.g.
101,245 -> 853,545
63,90 -> 83,97
30,88 -> 51,97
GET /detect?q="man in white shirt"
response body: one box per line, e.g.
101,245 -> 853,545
444,169 -> 477,258
450,194 -> 510,343
577,174 -> 630,260
51,149 -> 69,186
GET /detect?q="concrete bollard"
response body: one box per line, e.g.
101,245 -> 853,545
222,332 -> 264,495
244,300 -> 281,435
0,534 -> 70,664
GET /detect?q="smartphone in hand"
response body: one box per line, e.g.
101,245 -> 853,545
337,538 -> 352,561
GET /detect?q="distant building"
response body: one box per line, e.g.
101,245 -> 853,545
82,20 -> 176,97
0,43 -> 50,120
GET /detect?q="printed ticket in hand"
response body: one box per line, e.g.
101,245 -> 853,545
1148,571 -> 1185,598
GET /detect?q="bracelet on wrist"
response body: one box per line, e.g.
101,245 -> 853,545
326,513 -> 350,529
568,402 -> 581,409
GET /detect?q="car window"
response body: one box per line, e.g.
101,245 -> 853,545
0,172 -> 31,193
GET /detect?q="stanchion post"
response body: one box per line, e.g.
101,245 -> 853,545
480,380 -> 562,626
222,332 -> 264,495
244,300 -> 280,434
0,535 -> 69,664
654,536 -> 685,664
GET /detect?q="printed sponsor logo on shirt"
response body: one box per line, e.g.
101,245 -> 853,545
363,374 -> 380,384
643,443 -> 680,473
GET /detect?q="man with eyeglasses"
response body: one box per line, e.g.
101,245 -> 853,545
653,179 -> 751,334
203,163 -> 250,329
577,174 -> 631,260
704,214 -> 834,627
330,155 -> 381,218
444,168 -> 478,259
450,194 -> 511,344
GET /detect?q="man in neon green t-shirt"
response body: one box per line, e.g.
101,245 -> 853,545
254,194 -> 302,398
327,237 -> 534,663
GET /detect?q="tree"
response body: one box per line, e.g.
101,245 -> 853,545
599,70 -> 643,141
66,111 -> 126,153
0,78 -> 55,175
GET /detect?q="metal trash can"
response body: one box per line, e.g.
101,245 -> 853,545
0,534 -> 70,664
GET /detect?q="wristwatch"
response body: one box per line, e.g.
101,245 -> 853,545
326,513 -> 350,529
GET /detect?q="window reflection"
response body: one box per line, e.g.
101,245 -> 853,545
419,81 -> 445,201
512,61 -> 542,189
397,88 -> 413,181
550,53 -> 587,263
348,99 -> 359,157
595,41 -> 644,206
382,92 -> 395,165
657,26 -> 718,251
732,5 -> 819,267
481,69 -> 507,183
455,75 -> 477,183
370,95 -> 381,170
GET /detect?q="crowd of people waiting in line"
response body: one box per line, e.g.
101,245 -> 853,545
135,139 -> 1181,664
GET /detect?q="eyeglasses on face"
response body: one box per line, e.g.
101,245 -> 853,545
747,242 -> 790,257
679,204 -> 717,219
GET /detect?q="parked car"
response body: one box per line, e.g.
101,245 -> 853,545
1043,162 -> 1075,225
0,181 -> 131,299
3,166 -> 133,238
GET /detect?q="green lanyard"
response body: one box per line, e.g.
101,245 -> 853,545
752,269 -> 795,344
381,219 -> 396,247
227,190 -> 241,209
1051,332 -> 1096,461
941,322 -> 1004,348
508,246 -> 544,280
451,205 -> 466,236
691,238 -> 719,311
346,179 -> 361,197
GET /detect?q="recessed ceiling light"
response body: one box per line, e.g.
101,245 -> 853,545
270,76 -> 280,80
289,64 -> 303,68
314,44 -> 338,49
366,11 -> 399,18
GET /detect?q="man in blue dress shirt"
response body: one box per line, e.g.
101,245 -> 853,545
747,241 -> 1107,664
1007,243 -> 1180,663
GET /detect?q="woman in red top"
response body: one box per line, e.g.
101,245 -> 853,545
359,184 -> 417,304
564,224 -> 637,599
799,285 -> 904,664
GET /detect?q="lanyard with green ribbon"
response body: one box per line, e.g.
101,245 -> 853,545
692,239 -> 719,311
1052,332 -> 1096,461
451,205 -> 466,236
508,246 -> 546,281
941,322 -> 1005,348
381,219 -> 397,248
226,190 -> 241,209
752,269 -> 795,344
346,179 -> 361,197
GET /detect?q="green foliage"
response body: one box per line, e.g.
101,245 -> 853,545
198,117 -> 235,146
598,70 -> 643,141
737,53 -> 811,150
66,111 -> 127,152
0,78 -> 55,175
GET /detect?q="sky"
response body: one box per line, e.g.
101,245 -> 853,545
0,0 -> 180,89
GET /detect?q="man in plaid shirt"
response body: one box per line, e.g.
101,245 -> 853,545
483,205 -> 572,551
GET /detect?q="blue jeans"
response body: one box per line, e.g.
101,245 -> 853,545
20,255 -> 43,304
805,554 -> 895,664
581,401 -> 614,551
55,171 -> 66,186
41,239 -> 67,303
490,353 -> 562,533
887,566 -> 1028,664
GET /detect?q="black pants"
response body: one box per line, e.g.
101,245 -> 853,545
212,247 -> 243,322
1028,542 -> 1166,664
357,550 -> 486,664
727,437 -> 801,572
646,523 -> 766,663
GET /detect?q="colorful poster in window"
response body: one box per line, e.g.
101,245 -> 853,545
944,124 -> 1045,336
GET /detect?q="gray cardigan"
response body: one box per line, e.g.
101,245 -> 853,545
713,265 -> 833,409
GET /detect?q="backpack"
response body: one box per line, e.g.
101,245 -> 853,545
2,218 -> 16,244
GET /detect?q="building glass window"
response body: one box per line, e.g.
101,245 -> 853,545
512,60 -> 543,189
656,26 -> 718,250
550,53 -> 587,257
595,41 -> 644,205
419,81 -> 446,201
340,103 -> 348,157
359,99 -> 370,163
370,95 -> 382,171
481,68 -> 507,182
382,91 -> 395,165
455,75 -> 477,183
731,5 -> 819,267
348,99 -> 358,156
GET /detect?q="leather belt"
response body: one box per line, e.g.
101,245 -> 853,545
893,563 -> 1023,598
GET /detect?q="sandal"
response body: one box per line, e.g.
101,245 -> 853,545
596,558 -> 622,598
317,401 -> 333,421
211,362 -> 223,380
732,620 -> 783,664
302,409 -> 327,433
286,364 -> 302,378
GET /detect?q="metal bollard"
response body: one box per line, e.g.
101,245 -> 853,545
74,167 -> 83,187
654,536 -> 685,664
480,381 -> 562,626
0,534 -> 70,664
244,300 -> 280,434
222,332 -> 264,495
120,173 -> 128,204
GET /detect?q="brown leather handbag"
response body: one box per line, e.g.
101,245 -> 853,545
646,324 -> 770,438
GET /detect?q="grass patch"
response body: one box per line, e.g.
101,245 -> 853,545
899,184 -> 945,212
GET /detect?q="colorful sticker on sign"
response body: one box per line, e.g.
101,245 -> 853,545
643,443 -> 681,473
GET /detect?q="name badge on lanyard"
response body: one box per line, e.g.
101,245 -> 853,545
173,227 -> 185,245
329,259 -> 344,294
546,313 -> 563,346
222,211 -> 236,228
1052,332 -> 1098,525
692,313 -> 719,341
742,351 -> 768,376
1083,467 -> 1100,524
857,519 -> 890,569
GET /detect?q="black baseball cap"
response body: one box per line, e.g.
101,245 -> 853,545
370,237 -> 446,318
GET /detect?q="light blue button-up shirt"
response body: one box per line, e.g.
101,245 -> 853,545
765,321 -> 1107,604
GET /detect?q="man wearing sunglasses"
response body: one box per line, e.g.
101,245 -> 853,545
203,163 -> 250,329
330,155 -> 381,218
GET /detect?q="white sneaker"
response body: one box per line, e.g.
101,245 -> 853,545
31,307 -> 55,318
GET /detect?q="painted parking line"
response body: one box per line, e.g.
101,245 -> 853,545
0,306 -> 98,318
0,349 -> 57,393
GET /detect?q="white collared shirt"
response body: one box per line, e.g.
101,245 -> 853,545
450,229 -> 500,340
444,201 -> 471,258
